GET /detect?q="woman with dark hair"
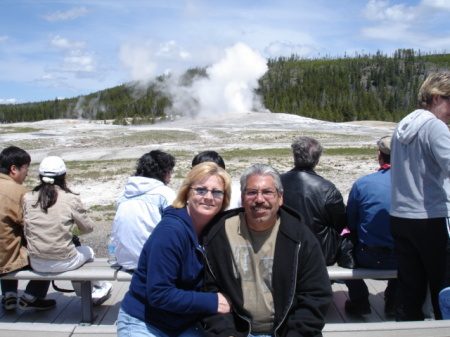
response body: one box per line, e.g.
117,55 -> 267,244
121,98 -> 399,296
117,162 -> 232,337
191,150 -> 225,169
111,150 -> 176,270
23,156 -> 112,305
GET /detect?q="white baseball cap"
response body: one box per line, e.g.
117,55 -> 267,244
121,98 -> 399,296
39,156 -> 67,176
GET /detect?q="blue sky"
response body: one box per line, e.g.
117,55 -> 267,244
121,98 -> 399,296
1,0 -> 450,104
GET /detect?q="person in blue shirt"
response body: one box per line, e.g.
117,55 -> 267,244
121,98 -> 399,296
345,136 -> 397,316
117,162 -> 232,337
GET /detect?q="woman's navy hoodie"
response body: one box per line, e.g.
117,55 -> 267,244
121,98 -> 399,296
120,206 -> 218,335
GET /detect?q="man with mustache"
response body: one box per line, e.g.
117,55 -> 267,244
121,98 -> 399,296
202,164 -> 332,337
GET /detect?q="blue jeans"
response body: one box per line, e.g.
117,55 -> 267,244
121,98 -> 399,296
345,243 -> 398,301
117,307 -> 205,337
440,287 -> 450,320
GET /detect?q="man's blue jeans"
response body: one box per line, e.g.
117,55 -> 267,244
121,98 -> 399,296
345,243 -> 398,300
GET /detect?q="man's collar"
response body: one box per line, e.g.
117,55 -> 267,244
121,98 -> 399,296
378,164 -> 391,171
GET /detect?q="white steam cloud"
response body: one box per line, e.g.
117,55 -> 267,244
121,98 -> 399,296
188,42 -> 269,116
121,42 -> 269,117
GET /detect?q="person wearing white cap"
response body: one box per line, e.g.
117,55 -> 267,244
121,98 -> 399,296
22,156 -> 112,306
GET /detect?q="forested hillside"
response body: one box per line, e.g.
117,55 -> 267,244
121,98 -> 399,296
260,49 -> 450,122
1,49 -> 449,124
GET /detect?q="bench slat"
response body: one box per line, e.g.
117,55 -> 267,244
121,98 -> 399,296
327,266 -> 397,280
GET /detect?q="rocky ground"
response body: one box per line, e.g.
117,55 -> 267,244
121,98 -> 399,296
0,112 -> 396,257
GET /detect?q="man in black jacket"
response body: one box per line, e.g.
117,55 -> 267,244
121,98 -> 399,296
280,136 -> 354,268
202,164 -> 332,337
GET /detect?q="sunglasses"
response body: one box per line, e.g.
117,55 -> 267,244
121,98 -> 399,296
190,187 -> 224,198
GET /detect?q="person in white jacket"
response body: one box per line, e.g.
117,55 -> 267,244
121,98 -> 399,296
111,150 -> 176,270
390,72 -> 450,321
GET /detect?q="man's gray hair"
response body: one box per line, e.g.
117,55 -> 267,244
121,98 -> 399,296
291,136 -> 323,169
240,164 -> 283,194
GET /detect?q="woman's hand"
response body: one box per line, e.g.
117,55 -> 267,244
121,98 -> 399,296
217,292 -> 231,313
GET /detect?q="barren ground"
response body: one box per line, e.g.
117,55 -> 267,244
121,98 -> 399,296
0,112 -> 396,257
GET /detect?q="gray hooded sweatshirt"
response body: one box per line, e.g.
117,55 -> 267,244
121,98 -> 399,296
390,109 -> 450,218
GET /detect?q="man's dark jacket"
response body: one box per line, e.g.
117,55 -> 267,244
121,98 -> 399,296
201,205 -> 333,337
280,167 -> 353,267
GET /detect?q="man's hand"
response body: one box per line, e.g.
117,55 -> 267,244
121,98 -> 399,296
217,292 -> 231,313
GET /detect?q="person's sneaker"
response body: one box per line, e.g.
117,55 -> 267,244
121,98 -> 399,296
18,296 -> 56,311
384,297 -> 396,316
345,298 -> 371,315
1,295 -> 17,311
92,282 -> 112,306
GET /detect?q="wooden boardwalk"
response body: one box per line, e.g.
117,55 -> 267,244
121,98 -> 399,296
1,279 -> 449,337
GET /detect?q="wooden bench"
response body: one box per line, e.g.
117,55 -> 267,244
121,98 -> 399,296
0,258 -> 117,324
0,261 -> 397,325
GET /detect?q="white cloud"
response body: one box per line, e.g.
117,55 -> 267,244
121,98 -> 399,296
0,98 -> 18,104
358,0 -> 450,48
119,42 -> 158,82
362,0 -> 417,22
47,35 -> 98,75
0,35 -> 8,42
422,0 -> 450,10
264,41 -> 316,58
62,53 -> 96,73
43,7 -> 89,22
50,35 -> 86,50
119,39 -> 191,82
361,22 -> 417,41
155,40 -> 191,60
183,0 -> 206,19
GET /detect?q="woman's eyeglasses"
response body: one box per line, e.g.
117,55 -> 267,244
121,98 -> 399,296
190,187 -> 224,198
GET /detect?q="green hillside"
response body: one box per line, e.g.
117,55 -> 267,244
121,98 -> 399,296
1,49 -> 449,124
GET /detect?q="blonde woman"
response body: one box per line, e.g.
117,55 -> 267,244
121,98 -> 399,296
118,162 -> 232,337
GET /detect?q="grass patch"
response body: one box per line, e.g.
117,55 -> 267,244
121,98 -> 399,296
72,227 -> 83,236
90,204 -> 116,212
4,138 -> 58,151
221,148 -> 292,159
97,130 -> 200,147
66,159 -> 135,180
0,127 -> 41,134
324,147 -> 377,156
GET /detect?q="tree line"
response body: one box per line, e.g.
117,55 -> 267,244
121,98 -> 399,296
1,49 -> 449,124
